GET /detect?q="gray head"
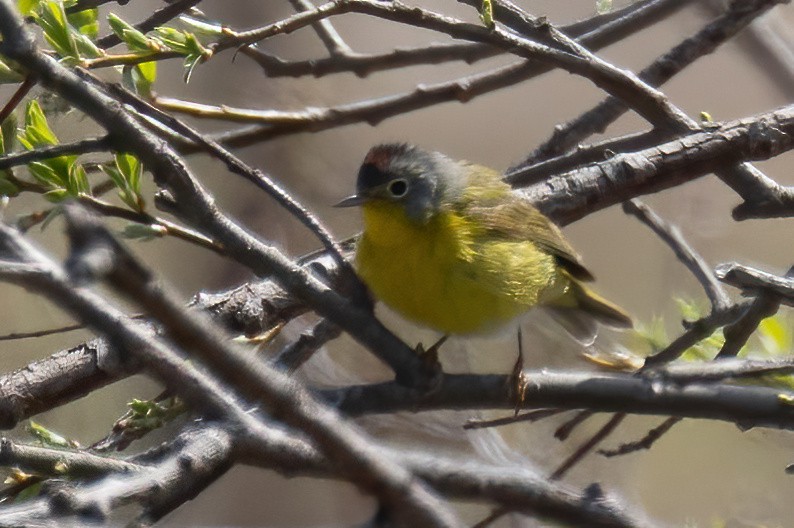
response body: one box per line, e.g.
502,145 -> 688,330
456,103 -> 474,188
335,143 -> 466,223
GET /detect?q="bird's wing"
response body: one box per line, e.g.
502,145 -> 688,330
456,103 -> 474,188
458,165 -> 594,281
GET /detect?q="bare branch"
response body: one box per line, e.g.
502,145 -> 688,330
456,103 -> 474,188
513,0 -> 785,168
289,0 -> 352,56
524,104 -> 794,226
0,136 -> 111,170
0,438 -> 141,478
642,303 -> 748,367
326,370 -> 794,431
716,263 -> 794,305
0,425 -> 233,526
550,414 -> 626,481
623,199 -> 731,312
0,322 -> 85,341
598,417 -> 682,458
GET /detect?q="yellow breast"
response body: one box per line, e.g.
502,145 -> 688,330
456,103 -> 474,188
355,201 -> 565,335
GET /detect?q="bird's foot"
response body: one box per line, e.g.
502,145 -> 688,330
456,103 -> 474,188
414,335 -> 448,394
511,355 -> 529,416
511,326 -> 528,415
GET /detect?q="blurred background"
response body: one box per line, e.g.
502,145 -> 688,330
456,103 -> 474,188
1,0 -> 794,526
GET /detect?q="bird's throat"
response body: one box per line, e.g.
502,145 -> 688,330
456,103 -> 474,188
360,201 -> 427,247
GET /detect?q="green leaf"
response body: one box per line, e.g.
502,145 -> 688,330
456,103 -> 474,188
67,163 -> 89,195
67,7 -> 99,39
121,61 -> 157,97
134,60 -> 157,96
14,481 -> 44,503
596,0 -> 612,14
108,13 -> 158,52
0,57 -> 24,84
116,152 -> 139,183
0,114 -> 16,154
22,100 -> 58,146
30,1 -> 101,62
0,179 -> 19,196
177,14 -> 225,39
0,114 -> 18,193
43,188 -> 69,203
27,161 -> 64,187
39,204 -> 63,228
153,26 -> 211,82
28,420 -> 71,448
101,163 -> 124,189
121,223 -> 166,240
183,53 -> 203,83
758,316 -> 790,356
34,1 -> 79,62
154,26 -> 189,53
126,396 -> 185,426
101,152 -> 145,211
17,0 -> 43,16
18,100 -> 90,197
674,297 -> 708,322
480,0 -> 495,29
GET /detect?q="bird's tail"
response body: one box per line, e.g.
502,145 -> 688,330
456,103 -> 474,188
546,274 -> 632,342
565,278 -> 633,329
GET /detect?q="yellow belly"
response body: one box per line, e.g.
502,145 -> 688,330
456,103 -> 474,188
356,202 -> 565,335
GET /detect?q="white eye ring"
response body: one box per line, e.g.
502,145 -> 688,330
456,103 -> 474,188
388,178 -> 409,197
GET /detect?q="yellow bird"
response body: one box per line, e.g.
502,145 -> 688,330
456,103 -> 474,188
337,143 -> 631,343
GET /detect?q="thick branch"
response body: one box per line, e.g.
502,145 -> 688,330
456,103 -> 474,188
324,370 -> 794,431
523,104 -> 794,225
0,425 -> 233,526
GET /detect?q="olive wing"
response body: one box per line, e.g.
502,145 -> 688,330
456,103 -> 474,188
464,195 -> 595,282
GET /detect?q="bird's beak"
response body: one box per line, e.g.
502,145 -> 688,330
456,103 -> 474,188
334,194 -> 368,207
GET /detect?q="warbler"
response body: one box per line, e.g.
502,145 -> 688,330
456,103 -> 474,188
336,143 -> 631,340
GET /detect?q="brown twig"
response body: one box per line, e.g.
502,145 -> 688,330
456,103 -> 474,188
550,414 -> 626,481
0,322 -> 85,341
623,199 -> 731,312
463,408 -> 566,430
598,417 -> 681,458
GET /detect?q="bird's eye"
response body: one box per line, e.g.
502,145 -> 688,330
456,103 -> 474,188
388,179 -> 408,197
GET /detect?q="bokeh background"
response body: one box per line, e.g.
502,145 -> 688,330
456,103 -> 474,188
2,0 -> 794,526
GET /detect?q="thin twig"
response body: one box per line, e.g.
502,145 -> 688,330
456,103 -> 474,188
714,263 -> 794,358
274,318 -> 341,373
598,417 -> 681,458
0,322 -> 85,341
77,194 -> 224,254
623,199 -> 731,312
642,303 -> 748,367
0,75 -> 35,125
463,408 -> 566,430
289,0 -> 352,56
0,136 -> 111,170
555,410 -> 595,441
471,508 -> 509,528
84,73 -> 360,297
550,413 -> 626,481
0,424 -> 234,526
0,437 -> 142,477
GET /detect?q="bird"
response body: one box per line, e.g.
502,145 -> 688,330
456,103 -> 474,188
336,143 -> 631,360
